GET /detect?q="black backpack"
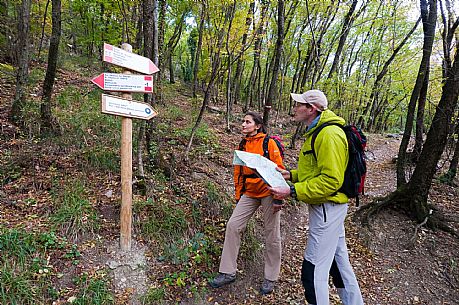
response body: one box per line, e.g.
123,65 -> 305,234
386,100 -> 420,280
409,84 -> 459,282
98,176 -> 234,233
311,123 -> 367,206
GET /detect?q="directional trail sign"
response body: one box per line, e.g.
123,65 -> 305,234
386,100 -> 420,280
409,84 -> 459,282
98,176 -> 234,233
92,73 -> 153,93
103,43 -> 159,75
101,94 -> 157,120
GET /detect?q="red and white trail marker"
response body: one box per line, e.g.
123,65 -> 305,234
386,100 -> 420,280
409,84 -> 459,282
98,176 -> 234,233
103,43 -> 159,75
91,73 -> 153,93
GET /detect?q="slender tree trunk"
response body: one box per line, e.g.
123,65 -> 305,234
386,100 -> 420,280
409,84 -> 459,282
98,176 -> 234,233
192,3 -> 205,98
443,118 -> 459,184
158,0 -> 166,82
142,0 -> 154,178
397,0 -> 436,187
412,66 -> 429,161
360,17 -> 421,129
40,0 -> 62,135
37,0 -> 50,61
10,0 -> 31,127
225,2 -> 236,131
245,0 -> 268,112
186,4 -> 229,156
263,0 -> 284,128
165,12 -> 186,83
232,2 -> 254,105
327,0 -> 358,78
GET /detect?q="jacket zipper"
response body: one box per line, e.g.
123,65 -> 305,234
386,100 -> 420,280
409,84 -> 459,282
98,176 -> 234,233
322,204 -> 327,222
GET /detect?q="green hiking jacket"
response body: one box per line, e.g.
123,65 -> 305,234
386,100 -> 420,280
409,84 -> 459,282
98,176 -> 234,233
291,109 -> 349,204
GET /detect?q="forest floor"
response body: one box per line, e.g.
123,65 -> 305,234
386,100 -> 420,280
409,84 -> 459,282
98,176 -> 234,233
1,63 -> 458,305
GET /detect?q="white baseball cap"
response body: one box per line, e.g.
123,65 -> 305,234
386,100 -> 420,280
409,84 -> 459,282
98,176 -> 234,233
290,89 -> 328,111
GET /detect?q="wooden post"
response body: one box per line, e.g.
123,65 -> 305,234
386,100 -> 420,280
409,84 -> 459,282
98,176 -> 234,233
120,43 -> 133,251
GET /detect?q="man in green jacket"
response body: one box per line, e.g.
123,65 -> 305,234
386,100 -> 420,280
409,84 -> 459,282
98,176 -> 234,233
269,90 -> 364,305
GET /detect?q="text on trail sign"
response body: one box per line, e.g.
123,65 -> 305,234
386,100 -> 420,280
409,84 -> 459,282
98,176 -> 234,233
103,43 -> 159,75
91,73 -> 153,93
101,94 -> 157,120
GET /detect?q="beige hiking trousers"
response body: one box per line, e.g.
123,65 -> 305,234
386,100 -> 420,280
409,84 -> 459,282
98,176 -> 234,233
219,195 -> 282,281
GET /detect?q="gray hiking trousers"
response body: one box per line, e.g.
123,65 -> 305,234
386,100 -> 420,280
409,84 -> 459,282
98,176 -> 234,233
302,202 -> 364,305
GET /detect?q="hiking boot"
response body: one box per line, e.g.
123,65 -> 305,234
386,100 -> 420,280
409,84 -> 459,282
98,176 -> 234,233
209,273 -> 236,288
260,279 -> 276,295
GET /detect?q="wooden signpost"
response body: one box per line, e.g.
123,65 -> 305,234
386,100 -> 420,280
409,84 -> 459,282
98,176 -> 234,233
93,43 -> 159,251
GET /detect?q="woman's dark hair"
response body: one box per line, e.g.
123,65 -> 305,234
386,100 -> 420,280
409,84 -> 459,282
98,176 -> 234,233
245,111 -> 267,134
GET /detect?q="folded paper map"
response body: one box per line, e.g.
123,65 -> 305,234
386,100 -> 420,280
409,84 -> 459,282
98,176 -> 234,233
233,150 -> 289,188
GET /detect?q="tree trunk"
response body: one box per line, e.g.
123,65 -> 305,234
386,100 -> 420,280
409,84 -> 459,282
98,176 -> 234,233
157,0 -> 166,82
406,39 -> 459,225
186,4 -> 229,156
397,0 -> 436,187
142,0 -> 154,178
443,119 -> 459,184
10,0 -> 31,127
263,0 -> 284,128
232,2 -> 254,105
327,0 -> 358,79
245,0 -> 269,112
192,3 -> 205,98
361,1 -> 459,233
361,17 -> 421,129
165,12 -> 186,83
412,66 -> 429,161
37,0 -> 51,61
225,2 -> 236,131
40,0 -> 62,135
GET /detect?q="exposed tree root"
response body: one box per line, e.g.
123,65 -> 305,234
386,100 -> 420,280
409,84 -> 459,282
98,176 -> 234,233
354,190 -> 459,239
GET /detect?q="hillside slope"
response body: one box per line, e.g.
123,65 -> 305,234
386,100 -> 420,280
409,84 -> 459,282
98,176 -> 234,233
1,66 -> 458,305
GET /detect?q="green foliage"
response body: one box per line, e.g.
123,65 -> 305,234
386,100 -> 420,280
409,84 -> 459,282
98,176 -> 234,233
135,198 -> 188,243
166,104 -> 184,121
163,271 -> 188,287
0,151 -> 22,185
438,170 -> 457,186
55,86 -> 120,149
141,287 -> 166,304
0,266 -> 37,305
72,272 -> 114,305
0,229 -> 38,266
50,178 -> 99,241
206,181 -> 233,219
239,220 -> 262,262
159,232 -> 213,267
82,145 -> 119,172
0,228 -> 68,305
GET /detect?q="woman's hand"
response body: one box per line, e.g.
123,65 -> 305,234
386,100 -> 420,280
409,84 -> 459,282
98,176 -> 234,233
276,167 -> 291,180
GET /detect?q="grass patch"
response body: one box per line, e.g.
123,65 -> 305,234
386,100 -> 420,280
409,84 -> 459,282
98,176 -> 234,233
82,145 -> 119,172
51,178 -> 99,241
55,86 -> 120,149
0,228 -> 68,304
135,198 -> 188,243
72,272 -> 114,305
141,287 -> 166,304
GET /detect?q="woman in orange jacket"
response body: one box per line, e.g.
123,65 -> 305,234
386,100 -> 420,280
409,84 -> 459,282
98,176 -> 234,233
210,111 -> 285,295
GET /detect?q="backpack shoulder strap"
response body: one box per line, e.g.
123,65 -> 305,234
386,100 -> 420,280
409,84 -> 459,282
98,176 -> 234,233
311,123 -> 343,159
262,135 -> 270,159
239,138 -> 247,151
